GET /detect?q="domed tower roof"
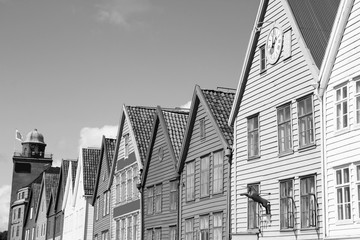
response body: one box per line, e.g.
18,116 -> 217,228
23,129 -> 46,145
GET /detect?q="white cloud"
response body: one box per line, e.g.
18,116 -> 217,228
96,0 -> 151,27
79,125 -> 118,149
0,185 -> 11,231
179,100 -> 191,109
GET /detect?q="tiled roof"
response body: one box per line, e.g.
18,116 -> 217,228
71,160 -> 78,189
44,167 -> 60,206
201,89 -> 235,146
82,148 -> 101,195
31,182 -> 42,216
126,106 -> 157,163
105,138 -> 116,168
287,0 -> 340,68
162,110 -> 189,160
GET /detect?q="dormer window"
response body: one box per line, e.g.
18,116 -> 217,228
124,134 -> 129,158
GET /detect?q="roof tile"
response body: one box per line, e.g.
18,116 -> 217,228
82,148 -> 101,195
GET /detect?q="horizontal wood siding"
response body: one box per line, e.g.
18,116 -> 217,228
180,101 -> 228,240
232,0 -> 322,239
324,1 -> 360,238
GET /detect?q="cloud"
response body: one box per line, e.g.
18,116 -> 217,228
0,185 -> 11,231
179,100 -> 191,109
79,125 -> 118,149
95,0 -> 151,27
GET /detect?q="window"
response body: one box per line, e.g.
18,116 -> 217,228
96,196 -> 100,220
32,227 -> 35,240
186,161 -> 195,201
121,172 -> 126,203
298,96 -> 314,147
199,118 -> 205,139
146,229 -> 153,240
16,226 -> 19,236
200,156 -> 210,197
101,231 -> 109,240
127,169 -> 133,201
336,167 -> 351,220
106,191 -> 110,215
128,216 -> 133,240
30,207 -> 33,219
213,213 -> 222,240
300,176 -> 317,228
335,85 -> 348,130
185,218 -> 194,240
124,134 -> 129,158
103,192 -> 107,216
18,207 -> 21,219
121,219 -> 126,240
277,104 -> 292,153
13,209 -> 16,220
248,115 -> 259,158
283,28 -> 292,60
170,180 -> 178,211
147,187 -> 154,215
260,45 -> 266,72
133,214 -> 139,240
95,234 -> 98,240
355,78 -> 360,124
280,180 -> 294,229
248,184 -> 259,229
116,220 -> 120,240
199,215 -> 209,240
213,151 -> 223,194
116,175 -> 121,203
133,165 -> 139,200
158,147 -> 164,162
155,184 -> 162,213
154,228 -> 161,240
356,165 -> 360,218
169,225 -> 177,240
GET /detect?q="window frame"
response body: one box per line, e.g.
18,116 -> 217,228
280,179 -> 294,230
283,28 -> 292,60
259,44 -> 267,73
147,186 -> 154,215
213,212 -> 222,240
121,172 -> 126,203
146,229 -> 153,240
200,155 -> 210,198
96,196 -> 100,221
277,103 -> 293,154
185,218 -> 194,240
334,84 -> 349,131
133,165 -> 139,200
116,174 -> 121,203
300,175 -> 317,228
247,114 -> 260,159
154,228 -> 161,240
356,165 -> 360,219
127,169 -> 133,201
155,184 -> 162,213
354,76 -> 360,125
199,118 -> 206,139
297,95 -> 315,148
127,216 -> 133,240
213,151 -> 224,194
169,180 -> 178,211
199,215 -> 209,240
335,167 -> 351,221
186,161 -> 195,201
247,183 -> 260,229
124,134 -> 129,159
169,225 -> 177,240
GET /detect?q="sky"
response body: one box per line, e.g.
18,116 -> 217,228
0,0 -> 259,231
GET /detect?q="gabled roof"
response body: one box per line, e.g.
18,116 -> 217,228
92,136 -> 116,205
71,160 -> 78,189
142,106 -> 188,187
23,173 -> 43,226
228,0 -> 341,126
178,85 -> 235,173
82,148 -> 101,196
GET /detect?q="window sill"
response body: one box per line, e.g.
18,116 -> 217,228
278,150 -> 294,158
200,195 -> 210,200
280,228 -> 295,232
248,156 -> 260,161
335,219 -> 353,226
333,127 -> 350,137
260,69 -> 267,75
246,228 -> 260,234
298,143 -> 316,152
300,227 -> 319,231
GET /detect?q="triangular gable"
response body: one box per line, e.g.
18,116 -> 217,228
62,160 -> 77,211
178,85 -> 234,173
229,0 -> 340,126
34,174 -> 46,221
81,148 -> 101,196
23,174 -> 43,226
54,160 -> 70,212
141,106 -> 188,187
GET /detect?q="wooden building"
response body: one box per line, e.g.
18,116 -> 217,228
91,137 -> 116,240
318,0 -> 360,238
177,86 -> 234,240
141,106 -> 188,240
228,0 -> 340,239
108,105 -> 156,240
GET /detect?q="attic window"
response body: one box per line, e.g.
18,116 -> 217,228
124,134 -> 129,159
199,118 -> 206,139
158,147 -> 164,162
283,28 -> 292,60
260,45 -> 266,73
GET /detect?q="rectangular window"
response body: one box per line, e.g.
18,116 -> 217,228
355,78 -> 360,124
147,187 -> 154,215
336,167 -> 351,220
146,229 -> 153,240
30,207 -> 33,219
186,161 -> 195,201
103,192 -> 107,216
95,234 -> 98,240
155,184 -> 162,213
127,217 -> 133,240
32,227 -> 35,240
280,180 -> 294,229
199,118 -> 205,139
169,225 -> 177,240
213,213 -> 222,240
200,156 -> 210,197
127,169 -> 133,201
170,180 -> 178,211
96,196 -> 100,220
199,215 -> 209,240
133,214 -> 139,240
101,231 -> 109,240
298,96 -> 314,147
300,176 -> 317,228
124,134 -> 129,158
335,85 -> 348,130
356,165 -> 360,218
154,228 -> 161,240
248,115 -> 259,158
121,219 -> 126,240
116,175 -> 121,203
133,165 -> 138,200
185,218 -> 194,240
260,45 -> 266,72
18,208 -> 21,218
16,226 -> 19,236
248,184 -> 259,229
277,104 -> 292,153
121,172 -> 126,203
213,151 -> 224,194
283,28 -> 292,60
116,220 -> 120,240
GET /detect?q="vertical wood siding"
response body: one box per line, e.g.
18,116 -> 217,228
324,0 -> 360,238
231,0 -> 322,239
180,101 -> 228,240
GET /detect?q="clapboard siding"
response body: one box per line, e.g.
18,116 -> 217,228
180,101 -> 228,240
231,0 -> 323,239
324,0 -> 360,238
143,120 -> 179,238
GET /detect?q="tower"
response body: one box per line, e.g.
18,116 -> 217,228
8,129 -> 53,239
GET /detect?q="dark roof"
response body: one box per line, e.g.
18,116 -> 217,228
82,148 -> 101,195
162,110 -> 189,160
287,0 -> 340,68
44,167 -> 60,206
105,138 -> 116,168
61,160 -> 70,192
202,89 -> 235,146
126,106 -> 157,163
71,160 -> 78,189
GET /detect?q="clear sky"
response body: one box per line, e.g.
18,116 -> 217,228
0,0 -> 259,231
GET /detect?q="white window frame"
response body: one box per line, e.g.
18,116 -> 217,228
247,114 -> 260,158
277,103 -> 293,154
334,84 -> 349,131
185,218 -> 194,240
147,187 -> 154,215
335,167 -> 351,221
259,44 -> 267,73
280,179 -> 294,229
155,184 -> 162,213
300,175 -> 317,228
356,164 -> 360,220
169,180 -> 178,211
213,212 -> 222,240
247,183 -> 259,229
199,118 -> 206,139
133,165 -> 139,200
297,95 -> 315,148
127,216 -> 133,240
354,77 -> 360,125
186,161 -> 195,201
124,134 -> 129,159
200,155 -> 210,198
169,225 -> 177,240
96,196 -> 100,221
213,151 -> 224,194
127,169 -> 133,201
199,215 -> 209,240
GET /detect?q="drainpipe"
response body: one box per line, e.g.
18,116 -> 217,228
225,147 -> 233,240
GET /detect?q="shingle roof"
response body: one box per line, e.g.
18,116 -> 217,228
162,110 -> 189,160
105,138 -> 116,168
82,148 -> 101,195
201,89 -> 235,146
71,160 -> 78,189
287,0 -> 340,68
44,167 -> 60,206
126,106 -> 157,163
